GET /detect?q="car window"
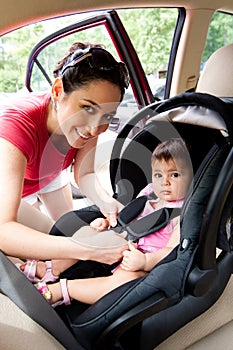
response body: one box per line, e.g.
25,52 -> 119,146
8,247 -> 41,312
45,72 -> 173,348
0,9 -> 179,143
0,8 -> 178,102
0,13 -> 102,95
118,8 -> 178,101
201,11 -> 233,70
0,8 -> 180,137
28,25 -> 117,92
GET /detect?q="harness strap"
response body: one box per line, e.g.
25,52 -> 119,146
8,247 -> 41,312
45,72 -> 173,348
115,195 -> 181,241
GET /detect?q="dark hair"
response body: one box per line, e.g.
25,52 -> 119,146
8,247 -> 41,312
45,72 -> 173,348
151,138 -> 191,167
53,41 -> 125,99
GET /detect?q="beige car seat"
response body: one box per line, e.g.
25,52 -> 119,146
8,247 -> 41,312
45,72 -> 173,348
0,201 -> 59,350
0,292 -> 65,350
196,43 -> 233,98
156,43 -> 233,350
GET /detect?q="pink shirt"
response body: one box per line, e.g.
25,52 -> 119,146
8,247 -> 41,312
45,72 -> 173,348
136,184 -> 183,253
0,92 -> 77,197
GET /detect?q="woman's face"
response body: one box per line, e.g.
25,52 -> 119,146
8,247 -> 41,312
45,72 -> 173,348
52,79 -> 122,148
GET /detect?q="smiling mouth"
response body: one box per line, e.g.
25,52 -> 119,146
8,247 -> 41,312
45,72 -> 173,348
75,128 -> 89,139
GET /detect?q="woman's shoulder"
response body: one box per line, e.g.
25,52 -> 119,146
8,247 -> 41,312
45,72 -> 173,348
0,91 -> 50,130
0,91 -> 50,113
0,91 -> 51,159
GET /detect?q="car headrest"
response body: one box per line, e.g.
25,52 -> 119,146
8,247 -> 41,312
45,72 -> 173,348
196,44 -> 233,98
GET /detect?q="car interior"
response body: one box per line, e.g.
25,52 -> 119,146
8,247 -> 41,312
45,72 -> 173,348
44,91 -> 233,350
0,1 -> 233,349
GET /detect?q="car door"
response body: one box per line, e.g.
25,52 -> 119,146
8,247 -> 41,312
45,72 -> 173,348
26,10 -> 153,112
25,8 -> 183,123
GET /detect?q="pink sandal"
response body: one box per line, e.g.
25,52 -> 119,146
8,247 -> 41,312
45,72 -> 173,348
35,279 -> 71,308
16,260 -> 58,283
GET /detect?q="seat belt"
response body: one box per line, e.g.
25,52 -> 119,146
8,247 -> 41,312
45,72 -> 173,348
115,195 -> 181,241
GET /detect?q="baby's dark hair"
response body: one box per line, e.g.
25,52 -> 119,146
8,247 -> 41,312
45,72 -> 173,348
53,41 -> 126,99
151,138 -> 191,167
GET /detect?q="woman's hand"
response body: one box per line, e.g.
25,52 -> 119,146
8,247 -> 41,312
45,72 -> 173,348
99,197 -> 124,228
87,243 -> 128,265
77,177 -> 123,226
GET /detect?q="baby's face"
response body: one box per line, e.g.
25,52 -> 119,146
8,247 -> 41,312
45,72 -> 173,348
151,157 -> 192,203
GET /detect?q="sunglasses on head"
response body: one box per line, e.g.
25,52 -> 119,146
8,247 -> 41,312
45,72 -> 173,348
61,47 -> 130,89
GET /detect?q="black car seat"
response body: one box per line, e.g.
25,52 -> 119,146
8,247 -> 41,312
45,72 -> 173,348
158,44 -> 233,350
150,43 -> 233,350
153,43 -> 233,350
47,45 -> 233,350
1,91 -> 233,350
50,92 -> 233,350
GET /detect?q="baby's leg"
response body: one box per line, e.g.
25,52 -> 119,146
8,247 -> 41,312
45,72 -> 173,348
18,258 -> 78,282
41,258 -> 78,277
49,268 -> 147,305
18,200 -> 54,232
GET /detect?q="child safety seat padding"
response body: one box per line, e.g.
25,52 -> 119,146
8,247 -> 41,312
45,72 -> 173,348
1,92 -> 232,350
56,138 -> 230,350
139,146 -> 233,350
111,93 -> 231,205
54,93 -> 233,350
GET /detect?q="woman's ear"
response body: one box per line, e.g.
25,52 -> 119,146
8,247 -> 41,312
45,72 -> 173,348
51,77 -> 63,101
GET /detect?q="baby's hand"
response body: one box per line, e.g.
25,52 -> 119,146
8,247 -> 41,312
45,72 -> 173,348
120,242 -> 146,271
90,218 -> 110,231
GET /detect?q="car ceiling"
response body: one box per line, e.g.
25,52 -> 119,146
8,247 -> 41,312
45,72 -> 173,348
1,0 -> 233,35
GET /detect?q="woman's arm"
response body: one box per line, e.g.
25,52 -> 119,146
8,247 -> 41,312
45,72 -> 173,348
0,138 -> 126,263
74,137 -> 123,226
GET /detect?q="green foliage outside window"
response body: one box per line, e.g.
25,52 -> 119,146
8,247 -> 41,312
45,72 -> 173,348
202,12 -> 233,65
0,9 -> 232,93
0,8 -> 178,93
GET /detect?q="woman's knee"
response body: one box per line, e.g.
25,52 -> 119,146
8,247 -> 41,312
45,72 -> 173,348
17,200 -> 54,233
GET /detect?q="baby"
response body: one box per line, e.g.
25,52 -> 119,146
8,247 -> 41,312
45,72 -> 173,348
35,138 -> 193,306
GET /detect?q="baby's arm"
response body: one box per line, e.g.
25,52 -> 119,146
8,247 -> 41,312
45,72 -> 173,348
121,218 -> 180,272
120,242 -> 147,271
142,217 -> 181,271
90,217 -> 110,231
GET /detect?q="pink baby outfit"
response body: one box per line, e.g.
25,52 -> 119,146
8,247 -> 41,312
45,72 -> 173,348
136,183 -> 184,253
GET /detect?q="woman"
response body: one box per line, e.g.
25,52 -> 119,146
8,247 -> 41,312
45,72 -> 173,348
0,42 -> 129,264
